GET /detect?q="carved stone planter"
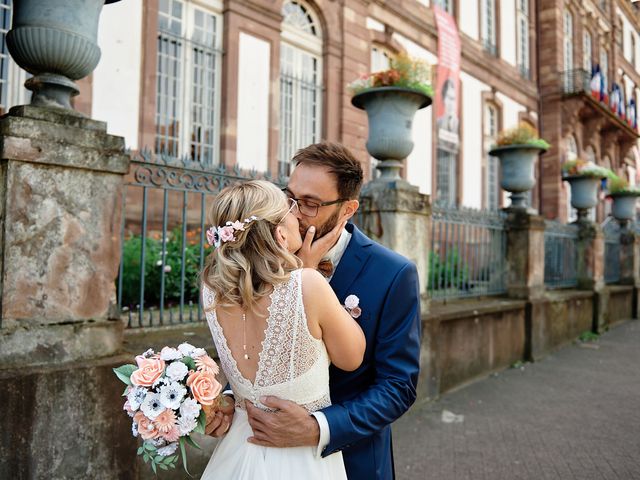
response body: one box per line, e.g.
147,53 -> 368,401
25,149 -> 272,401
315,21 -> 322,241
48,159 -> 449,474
564,175 -> 603,222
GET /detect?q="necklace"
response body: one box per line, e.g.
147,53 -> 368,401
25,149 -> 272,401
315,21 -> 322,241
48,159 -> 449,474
242,312 -> 249,360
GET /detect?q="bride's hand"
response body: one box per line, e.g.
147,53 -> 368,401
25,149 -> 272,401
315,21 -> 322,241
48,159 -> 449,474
205,395 -> 235,437
296,220 -> 347,269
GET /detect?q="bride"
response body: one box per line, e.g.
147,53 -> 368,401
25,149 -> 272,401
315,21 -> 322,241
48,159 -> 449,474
199,180 -> 365,479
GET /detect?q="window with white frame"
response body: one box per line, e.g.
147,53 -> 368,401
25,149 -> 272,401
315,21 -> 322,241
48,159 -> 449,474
481,0 -> 497,55
516,0 -> 529,79
583,31 -> 592,74
433,0 -> 454,15
600,48 -> 609,92
155,0 -> 222,165
484,103 -> 500,210
436,149 -> 457,206
0,1 -> 30,114
371,46 -> 392,73
279,1 -> 323,177
631,34 -> 637,69
563,11 -> 573,91
564,136 -> 578,222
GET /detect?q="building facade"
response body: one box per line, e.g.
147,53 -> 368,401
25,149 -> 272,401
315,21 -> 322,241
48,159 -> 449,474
1,0 -> 639,221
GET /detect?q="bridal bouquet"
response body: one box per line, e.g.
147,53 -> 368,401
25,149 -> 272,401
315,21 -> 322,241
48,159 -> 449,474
114,343 -> 225,474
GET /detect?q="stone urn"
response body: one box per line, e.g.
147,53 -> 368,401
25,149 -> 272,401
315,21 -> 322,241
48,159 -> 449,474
352,87 -> 431,181
608,192 -> 639,223
564,175 -> 603,221
6,0 -> 121,110
488,144 -> 547,209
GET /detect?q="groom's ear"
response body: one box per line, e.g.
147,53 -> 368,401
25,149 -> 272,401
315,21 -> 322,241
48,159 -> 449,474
342,199 -> 359,221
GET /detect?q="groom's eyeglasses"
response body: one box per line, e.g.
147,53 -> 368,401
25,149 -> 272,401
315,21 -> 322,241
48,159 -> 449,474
282,188 -> 349,218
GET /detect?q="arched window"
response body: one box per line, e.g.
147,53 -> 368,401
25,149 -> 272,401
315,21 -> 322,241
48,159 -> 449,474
566,135 -> 578,161
585,145 -> 596,164
600,47 -> 609,92
484,103 -> 500,210
565,135 -> 578,222
279,1 -> 323,177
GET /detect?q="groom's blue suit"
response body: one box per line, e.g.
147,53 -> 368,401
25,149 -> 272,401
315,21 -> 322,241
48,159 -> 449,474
322,223 -> 421,480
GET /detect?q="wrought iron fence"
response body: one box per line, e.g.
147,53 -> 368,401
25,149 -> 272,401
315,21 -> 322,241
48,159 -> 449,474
543,220 -> 579,288
428,205 -> 507,300
603,219 -> 621,284
118,149 -> 284,328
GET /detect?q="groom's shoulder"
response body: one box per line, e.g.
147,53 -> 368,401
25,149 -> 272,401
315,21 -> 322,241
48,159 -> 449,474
351,225 -> 414,272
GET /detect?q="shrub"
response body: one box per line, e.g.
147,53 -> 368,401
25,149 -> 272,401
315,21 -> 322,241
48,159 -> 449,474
494,122 -> 550,150
428,249 -> 469,290
119,228 -> 209,308
347,53 -> 434,97
561,159 -> 614,179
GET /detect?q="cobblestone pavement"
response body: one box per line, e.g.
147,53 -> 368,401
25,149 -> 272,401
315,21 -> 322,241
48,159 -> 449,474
393,320 -> 640,480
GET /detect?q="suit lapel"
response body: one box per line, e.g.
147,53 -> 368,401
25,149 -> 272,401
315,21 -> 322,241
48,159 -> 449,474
329,223 -> 373,301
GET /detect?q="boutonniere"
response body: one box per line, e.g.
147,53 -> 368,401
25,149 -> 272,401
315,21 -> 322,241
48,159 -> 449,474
343,294 -> 362,319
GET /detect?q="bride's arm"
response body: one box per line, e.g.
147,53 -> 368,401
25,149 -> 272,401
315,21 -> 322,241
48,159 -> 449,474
301,268 -> 365,372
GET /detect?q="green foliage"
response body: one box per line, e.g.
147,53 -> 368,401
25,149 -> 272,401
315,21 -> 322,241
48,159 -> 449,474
579,331 -> 600,342
607,173 -> 640,195
561,159 -> 615,179
113,364 -> 137,385
119,228 -> 207,308
138,441 -> 179,475
347,53 -> 434,97
494,122 -> 550,150
428,250 -> 469,290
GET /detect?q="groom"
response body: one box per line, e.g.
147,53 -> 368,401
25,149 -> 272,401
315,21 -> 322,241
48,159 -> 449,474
243,141 -> 422,479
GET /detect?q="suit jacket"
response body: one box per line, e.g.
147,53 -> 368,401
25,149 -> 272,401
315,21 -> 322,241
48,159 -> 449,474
321,223 -> 421,480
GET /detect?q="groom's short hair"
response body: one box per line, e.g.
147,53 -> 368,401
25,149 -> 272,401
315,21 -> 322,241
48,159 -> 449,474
292,142 -> 364,199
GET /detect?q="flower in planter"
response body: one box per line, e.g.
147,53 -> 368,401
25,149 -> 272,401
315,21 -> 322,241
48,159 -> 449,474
347,53 -> 434,98
606,174 -> 640,196
493,122 -> 550,150
561,159 -> 614,179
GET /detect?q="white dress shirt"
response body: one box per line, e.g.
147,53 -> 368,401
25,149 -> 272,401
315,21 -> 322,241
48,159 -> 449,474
310,227 -> 352,456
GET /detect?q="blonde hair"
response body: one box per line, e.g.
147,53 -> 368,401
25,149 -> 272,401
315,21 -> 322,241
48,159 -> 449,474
201,180 -> 302,313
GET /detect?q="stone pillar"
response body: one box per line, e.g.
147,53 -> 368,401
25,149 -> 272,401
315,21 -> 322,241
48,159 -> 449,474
504,209 -> 546,300
0,106 -> 135,478
619,228 -> 640,319
575,219 -> 607,332
357,180 -> 433,397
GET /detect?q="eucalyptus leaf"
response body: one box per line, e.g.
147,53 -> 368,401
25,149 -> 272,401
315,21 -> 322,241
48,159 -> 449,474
151,461 -> 157,474
159,463 -> 168,471
137,446 -> 144,455
181,356 -> 196,371
113,364 -> 137,385
185,435 -> 201,450
179,437 -> 193,477
192,411 -> 205,435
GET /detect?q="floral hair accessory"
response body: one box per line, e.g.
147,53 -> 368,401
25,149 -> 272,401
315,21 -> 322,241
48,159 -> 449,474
206,215 -> 259,248
343,294 -> 362,319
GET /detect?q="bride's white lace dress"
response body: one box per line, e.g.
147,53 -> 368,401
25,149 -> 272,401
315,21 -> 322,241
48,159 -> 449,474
200,269 -> 347,479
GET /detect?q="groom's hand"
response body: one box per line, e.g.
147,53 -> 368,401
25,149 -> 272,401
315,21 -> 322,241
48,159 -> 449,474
205,395 -> 235,437
245,397 -> 320,447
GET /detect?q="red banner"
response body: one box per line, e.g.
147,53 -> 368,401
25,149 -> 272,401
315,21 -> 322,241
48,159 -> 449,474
434,6 -> 461,153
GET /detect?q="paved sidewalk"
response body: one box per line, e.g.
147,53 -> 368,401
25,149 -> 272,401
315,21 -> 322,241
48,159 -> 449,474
393,320 -> 640,480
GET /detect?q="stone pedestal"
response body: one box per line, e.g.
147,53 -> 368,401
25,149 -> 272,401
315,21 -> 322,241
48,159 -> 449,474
504,208 -> 546,300
358,179 -> 431,310
575,219 -> 607,332
619,228 -> 640,319
0,105 -> 131,476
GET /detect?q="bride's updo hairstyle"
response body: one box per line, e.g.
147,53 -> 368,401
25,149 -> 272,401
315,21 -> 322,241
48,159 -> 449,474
201,180 -> 302,313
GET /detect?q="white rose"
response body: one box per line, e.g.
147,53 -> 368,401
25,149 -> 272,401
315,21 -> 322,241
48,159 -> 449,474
165,361 -> 188,381
160,347 -> 182,361
179,397 -> 201,421
178,342 -> 196,356
191,347 -> 207,358
344,295 -> 359,309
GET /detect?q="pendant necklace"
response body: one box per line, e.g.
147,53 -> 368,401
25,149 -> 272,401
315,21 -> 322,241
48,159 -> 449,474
242,312 -> 250,360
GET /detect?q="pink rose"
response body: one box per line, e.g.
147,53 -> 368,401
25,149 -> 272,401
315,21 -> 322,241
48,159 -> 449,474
350,306 -> 362,319
134,412 -> 159,440
187,370 -> 222,406
130,355 -> 165,387
218,226 -> 236,243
